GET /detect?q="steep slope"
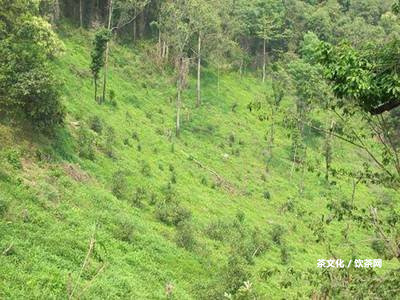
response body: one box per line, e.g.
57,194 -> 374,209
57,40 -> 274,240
0,24 -> 398,299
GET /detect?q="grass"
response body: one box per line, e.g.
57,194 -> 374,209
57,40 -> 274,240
0,22 -> 398,299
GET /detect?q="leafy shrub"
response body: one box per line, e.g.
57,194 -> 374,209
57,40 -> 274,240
123,137 -> 131,146
104,126 -> 116,158
231,226 -> 270,264
280,243 -> 290,265
89,115 -> 103,134
155,199 -> 191,226
0,12 -> 65,131
131,187 -> 146,208
77,126 -> 95,160
109,89 -> 116,102
170,172 -> 177,184
132,131 -> 139,141
236,210 -> 245,223
371,239 -> 387,257
229,133 -> 235,143
0,196 -> 8,217
223,254 -> 250,296
175,221 -> 196,251
155,185 -> 191,226
148,192 -> 158,206
205,219 -> 231,241
270,224 -> 285,245
5,149 -> 22,169
115,220 -> 135,243
263,190 -> 271,201
111,170 -> 128,199
140,160 -> 151,177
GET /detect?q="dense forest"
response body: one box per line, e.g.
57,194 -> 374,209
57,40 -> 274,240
1,0 -> 400,299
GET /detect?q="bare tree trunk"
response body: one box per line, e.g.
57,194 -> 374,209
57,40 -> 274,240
162,41 -> 166,58
79,0 -> 83,27
217,65 -> 220,95
262,38 -> 266,83
196,33 -> 201,107
176,57 -> 183,137
133,8 -> 137,42
54,0 -> 60,23
268,105 -> 275,158
176,88 -> 181,136
158,30 -> 162,59
102,0 -> 113,104
325,120 -> 335,181
94,79 -> 97,102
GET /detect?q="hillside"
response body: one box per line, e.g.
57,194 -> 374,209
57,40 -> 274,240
0,23 -> 399,299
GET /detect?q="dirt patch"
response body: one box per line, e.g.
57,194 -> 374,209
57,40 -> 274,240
62,163 -> 90,182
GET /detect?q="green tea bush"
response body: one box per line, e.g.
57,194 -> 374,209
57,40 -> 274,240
111,170 -> 128,199
89,115 -> 103,134
155,200 -> 191,226
140,160 -> 151,177
280,243 -> 290,265
205,219 -> 231,241
175,221 -> 196,251
131,187 -> 147,208
115,220 -> 135,243
0,196 -> 8,217
104,126 -> 116,158
5,149 -> 22,169
77,126 -> 95,160
155,186 -> 191,226
270,224 -> 285,245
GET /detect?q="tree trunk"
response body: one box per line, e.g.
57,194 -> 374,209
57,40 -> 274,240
79,0 -> 83,27
133,8 -> 137,42
54,0 -> 60,23
262,38 -> 266,83
325,120 -> 335,181
176,57 -> 182,137
217,65 -> 220,95
102,0 -> 113,104
94,79 -> 97,102
176,86 -> 181,137
196,33 -> 201,107
158,30 -> 161,59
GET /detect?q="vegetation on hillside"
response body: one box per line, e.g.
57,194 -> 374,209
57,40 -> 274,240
1,0 -> 400,299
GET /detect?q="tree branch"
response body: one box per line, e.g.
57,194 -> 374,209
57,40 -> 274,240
369,100 -> 400,115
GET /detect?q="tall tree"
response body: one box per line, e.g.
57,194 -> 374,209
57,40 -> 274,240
159,0 -> 193,136
254,0 -> 284,82
90,28 -> 111,103
187,0 -> 218,107
101,0 -> 149,103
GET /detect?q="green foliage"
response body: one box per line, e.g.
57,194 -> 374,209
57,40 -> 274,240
315,39 -> 400,115
0,3 -> 65,130
111,170 -> 128,199
104,126 -> 116,158
115,219 -> 135,243
175,221 -> 196,250
155,185 -> 191,226
89,115 -> 103,134
77,126 -> 95,160
270,224 -> 285,245
0,196 -> 8,217
90,28 -> 111,102
131,186 -> 146,208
